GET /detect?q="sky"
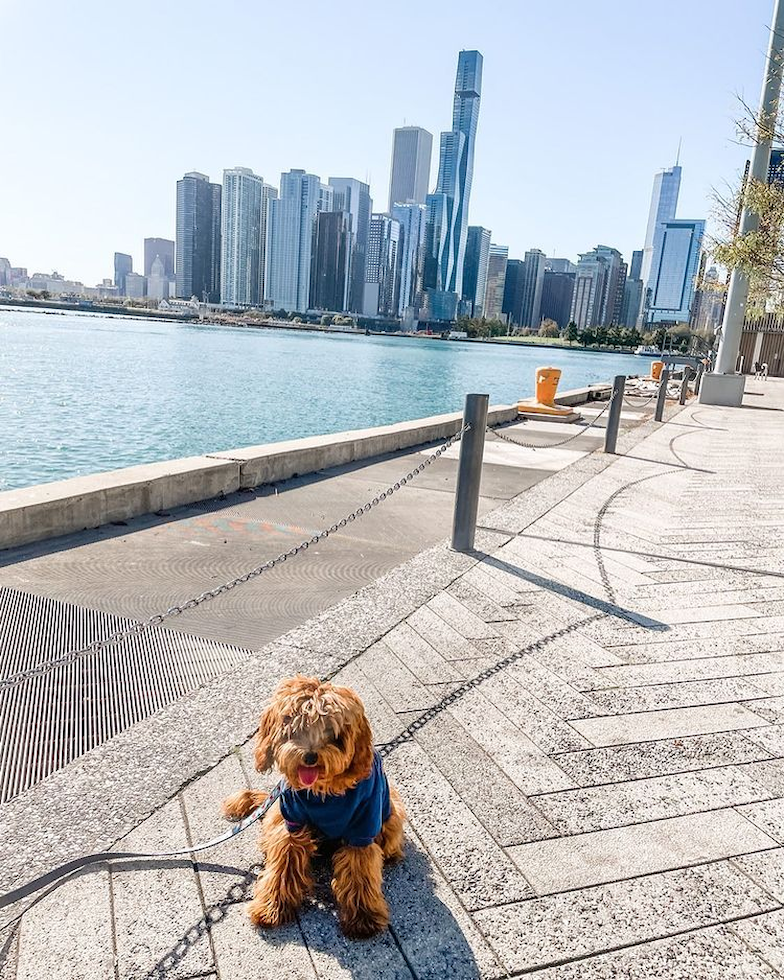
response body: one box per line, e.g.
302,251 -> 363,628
0,0 -> 776,285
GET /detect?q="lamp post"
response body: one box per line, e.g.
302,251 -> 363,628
701,0 -> 784,405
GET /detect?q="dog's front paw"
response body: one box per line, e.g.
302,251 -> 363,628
247,895 -> 295,928
339,903 -> 389,939
221,789 -> 266,821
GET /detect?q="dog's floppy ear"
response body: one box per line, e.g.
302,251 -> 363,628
254,702 -> 277,772
338,688 -> 374,784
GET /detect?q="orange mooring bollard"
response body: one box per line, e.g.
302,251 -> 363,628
518,365 -> 580,420
650,360 -> 664,381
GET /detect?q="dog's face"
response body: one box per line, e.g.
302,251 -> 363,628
254,675 -> 374,794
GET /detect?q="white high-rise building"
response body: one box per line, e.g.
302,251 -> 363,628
221,167 -> 264,306
328,177 -> 372,313
388,127 -> 433,211
259,183 -> 278,305
483,244 -> 508,321
266,170 -> 333,312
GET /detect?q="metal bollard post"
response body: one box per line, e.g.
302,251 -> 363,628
679,370 -> 691,405
451,393 -> 489,552
654,368 -> 670,422
694,361 -> 705,396
603,375 -> 625,454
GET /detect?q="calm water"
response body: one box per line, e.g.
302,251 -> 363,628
0,308 -> 638,491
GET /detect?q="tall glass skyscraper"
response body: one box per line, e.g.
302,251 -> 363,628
423,50 -> 483,321
391,202 -> 427,316
176,172 -> 221,303
639,165 -> 681,319
388,127 -> 433,211
648,219 -> 705,323
462,225 -> 491,317
266,170 -> 333,312
328,177 -> 372,313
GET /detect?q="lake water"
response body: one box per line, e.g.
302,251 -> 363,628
0,308 -> 639,491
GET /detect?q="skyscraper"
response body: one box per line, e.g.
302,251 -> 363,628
176,172 -> 221,302
621,249 -> 644,327
113,252 -> 132,295
392,202 -> 427,316
570,246 -> 625,328
147,255 -> 169,301
328,178 -> 372,313
388,127 -> 433,210
483,244 -> 508,321
502,259 -> 525,326
266,170 -> 333,312
639,165 -> 681,320
519,249 -> 547,328
545,258 -> 577,274
144,238 -> 174,278
647,219 -> 705,323
259,183 -> 278,305
462,226 -> 491,317
423,50 -> 483,321
364,214 -> 401,317
221,167 -> 264,306
540,271 -> 576,329
310,210 -> 350,312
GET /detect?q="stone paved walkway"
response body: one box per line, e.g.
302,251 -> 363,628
4,379 -> 784,978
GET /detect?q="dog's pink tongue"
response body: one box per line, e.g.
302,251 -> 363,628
298,766 -> 319,787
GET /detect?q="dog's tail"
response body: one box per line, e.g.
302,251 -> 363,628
221,789 -> 269,822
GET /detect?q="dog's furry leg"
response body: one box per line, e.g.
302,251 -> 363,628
221,789 -> 268,821
332,843 -> 388,938
376,786 -> 405,863
248,807 -> 316,928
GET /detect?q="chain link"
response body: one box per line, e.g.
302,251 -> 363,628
486,398 -> 611,450
0,424 -> 470,692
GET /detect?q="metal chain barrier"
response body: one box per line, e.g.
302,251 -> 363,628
0,424 -> 469,693
486,398 -> 611,450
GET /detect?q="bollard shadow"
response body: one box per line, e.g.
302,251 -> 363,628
482,554 -> 669,631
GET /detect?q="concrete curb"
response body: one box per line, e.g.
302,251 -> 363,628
0,405 -> 517,551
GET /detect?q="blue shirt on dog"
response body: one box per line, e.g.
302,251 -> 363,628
279,751 -> 392,847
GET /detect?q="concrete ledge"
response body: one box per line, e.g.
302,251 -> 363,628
698,372 -> 747,407
556,384 -> 612,406
211,404 -> 518,489
0,405 -> 517,550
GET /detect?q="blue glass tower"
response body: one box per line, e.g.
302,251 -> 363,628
423,50 -> 483,321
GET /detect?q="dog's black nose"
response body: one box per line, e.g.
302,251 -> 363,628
303,752 -> 318,766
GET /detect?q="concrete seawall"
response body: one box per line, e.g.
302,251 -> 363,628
1,403 -> 528,550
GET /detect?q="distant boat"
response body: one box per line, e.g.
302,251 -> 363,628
634,344 -> 661,356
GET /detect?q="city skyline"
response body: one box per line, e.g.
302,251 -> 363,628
0,0 -> 771,286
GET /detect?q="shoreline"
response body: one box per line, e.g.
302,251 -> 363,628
2,298 -> 645,356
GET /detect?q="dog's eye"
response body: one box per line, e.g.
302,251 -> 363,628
332,734 -> 344,749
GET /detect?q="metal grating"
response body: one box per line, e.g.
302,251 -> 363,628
0,587 -> 251,802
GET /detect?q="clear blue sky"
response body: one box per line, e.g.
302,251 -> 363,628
0,0 -> 775,285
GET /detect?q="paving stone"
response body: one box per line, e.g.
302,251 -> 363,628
532,766 -> 768,834
181,754 -> 261,909
447,687 -> 575,794
383,741 -> 534,909
460,565 -> 522,606
738,759 -> 784,796
381,621 -> 464,684
111,799 -> 214,980
526,927 -> 781,979
737,799 -> 784,842
473,861 -> 777,974
607,635 -> 783,662
586,652 -> 784,688
0,932 -> 18,980
478,670 -> 591,753
745,697 -> 784,723
507,809 -> 776,894
385,830 -> 506,980
503,655 -> 606,720
729,909 -> 784,974
741,723 -> 784,755
571,703 -> 770,746
733,847 -> 784,902
406,606 -> 484,660
585,677 -> 770,714
743,671 -> 784,696
358,641 -> 440,712
329,661 -> 417,744
426,591 -> 501,639
412,711 -> 557,846
210,903 -> 316,980
446,578 -> 516,623
15,867 -> 113,980
552,731 -> 771,787
657,604 -> 764,625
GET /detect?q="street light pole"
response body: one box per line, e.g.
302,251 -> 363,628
701,0 -> 784,405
